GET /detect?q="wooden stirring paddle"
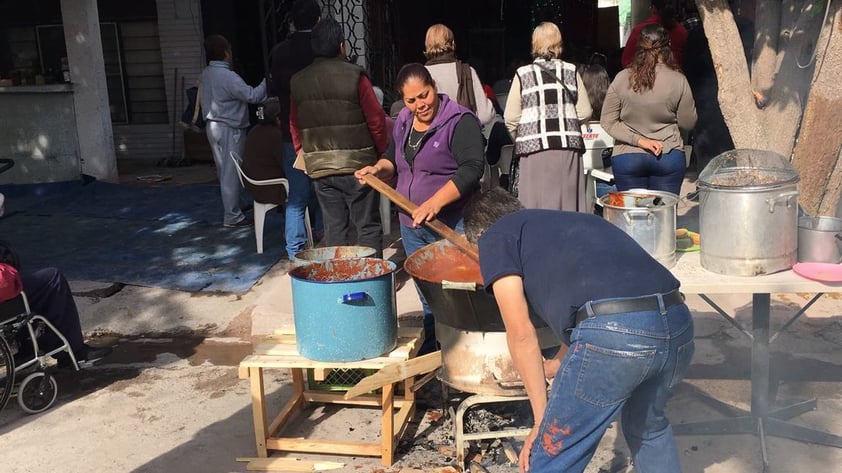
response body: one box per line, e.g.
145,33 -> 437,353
362,173 -> 480,261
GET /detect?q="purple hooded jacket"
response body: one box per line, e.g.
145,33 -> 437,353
394,94 -> 478,227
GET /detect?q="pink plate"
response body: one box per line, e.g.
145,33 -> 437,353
792,262 -> 842,283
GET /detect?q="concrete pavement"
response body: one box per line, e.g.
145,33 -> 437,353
2,167 -> 842,472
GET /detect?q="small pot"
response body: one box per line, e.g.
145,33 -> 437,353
599,189 -> 678,268
798,216 -> 842,263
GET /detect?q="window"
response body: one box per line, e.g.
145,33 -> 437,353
33,20 -> 167,125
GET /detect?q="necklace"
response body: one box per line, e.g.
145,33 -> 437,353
407,127 -> 426,151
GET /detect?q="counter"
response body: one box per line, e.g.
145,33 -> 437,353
0,84 -> 73,94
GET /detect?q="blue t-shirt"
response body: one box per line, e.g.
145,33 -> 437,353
478,209 -> 680,338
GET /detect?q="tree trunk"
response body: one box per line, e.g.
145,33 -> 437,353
791,1 -> 842,216
697,0 -> 763,149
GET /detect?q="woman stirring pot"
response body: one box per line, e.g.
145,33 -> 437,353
356,63 -> 485,354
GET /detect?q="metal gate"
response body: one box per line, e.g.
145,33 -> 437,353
258,0 -> 397,91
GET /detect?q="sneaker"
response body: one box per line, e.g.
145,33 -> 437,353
223,217 -> 253,228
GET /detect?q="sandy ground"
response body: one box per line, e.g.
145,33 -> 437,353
1,163 -> 842,473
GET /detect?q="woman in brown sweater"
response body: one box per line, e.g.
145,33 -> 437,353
601,24 -> 696,196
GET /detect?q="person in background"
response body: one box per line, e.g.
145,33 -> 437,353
504,22 -> 592,211
463,187 -> 694,473
268,0 -> 323,258
601,24 -> 697,196
201,34 -> 267,228
0,241 -> 113,368
241,97 -> 286,207
423,24 -> 497,128
355,63 -> 484,355
578,62 -> 610,121
622,0 -> 688,69
290,17 -> 387,256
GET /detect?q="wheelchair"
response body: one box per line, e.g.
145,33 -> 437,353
0,291 -> 81,415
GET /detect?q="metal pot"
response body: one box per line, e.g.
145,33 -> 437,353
599,189 -> 678,268
289,258 -> 397,362
698,149 -> 799,276
404,239 -> 559,396
293,246 -> 376,265
798,216 -> 842,263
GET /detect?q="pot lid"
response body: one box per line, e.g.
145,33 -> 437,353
697,149 -> 799,189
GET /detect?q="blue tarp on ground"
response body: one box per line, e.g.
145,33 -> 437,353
0,180 -> 286,293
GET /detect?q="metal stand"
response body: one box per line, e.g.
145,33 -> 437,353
674,293 -> 842,469
447,388 -> 532,466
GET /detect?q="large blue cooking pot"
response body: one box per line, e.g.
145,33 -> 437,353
289,257 -> 397,362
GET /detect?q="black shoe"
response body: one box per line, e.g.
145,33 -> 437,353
80,344 -> 113,364
57,344 -> 113,369
223,217 -> 253,228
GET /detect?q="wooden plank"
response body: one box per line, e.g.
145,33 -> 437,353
267,392 -> 304,439
243,457 -> 344,471
381,382 -> 395,465
266,438 -> 381,457
501,440 -> 519,464
241,354 -> 401,370
344,351 -> 441,400
312,368 -> 331,381
249,367 -> 268,457
305,392 -> 382,406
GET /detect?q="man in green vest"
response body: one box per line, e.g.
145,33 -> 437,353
289,17 -> 388,256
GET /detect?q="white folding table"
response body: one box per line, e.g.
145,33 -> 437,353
669,252 -> 842,468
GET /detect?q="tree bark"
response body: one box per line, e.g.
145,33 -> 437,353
697,0 -> 763,149
751,0 -> 781,95
791,1 -> 842,216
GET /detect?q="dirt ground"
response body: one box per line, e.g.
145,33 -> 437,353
1,162 -> 842,473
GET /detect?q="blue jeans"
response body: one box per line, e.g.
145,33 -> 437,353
611,149 -> 686,196
401,218 -> 464,355
530,297 -> 695,473
282,142 -> 322,258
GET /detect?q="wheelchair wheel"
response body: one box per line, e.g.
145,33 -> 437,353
17,372 -> 58,414
0,337 -> 12,413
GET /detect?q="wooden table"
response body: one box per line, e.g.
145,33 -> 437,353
238,326 -> 423,466
670,252 -> 842,468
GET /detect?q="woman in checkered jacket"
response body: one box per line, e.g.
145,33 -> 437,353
503,22 -> 592,211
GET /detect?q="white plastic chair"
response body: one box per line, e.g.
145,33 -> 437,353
230,152 -> 313,254
493,144 -> 514,188
581,122 -> 616,212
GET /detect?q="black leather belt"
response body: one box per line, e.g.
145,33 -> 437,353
575,289 -> 684,326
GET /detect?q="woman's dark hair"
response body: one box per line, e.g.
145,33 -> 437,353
204,34 -> 230,62
394,63 -> 436,96
292,0 -> 321,30
579,63 -> 609,120
629,24 -> 678,93
651,0 -> 677,30
311,17 -> 343,58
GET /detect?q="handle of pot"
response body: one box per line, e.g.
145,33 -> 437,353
339,292 -> 367,303
765,191 -> 799,213
623,209 -> 655,225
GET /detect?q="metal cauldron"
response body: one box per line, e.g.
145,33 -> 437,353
698,149 -> 799,276
404,239 -> 558,396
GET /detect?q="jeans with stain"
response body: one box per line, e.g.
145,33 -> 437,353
529,295 -> 694,473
